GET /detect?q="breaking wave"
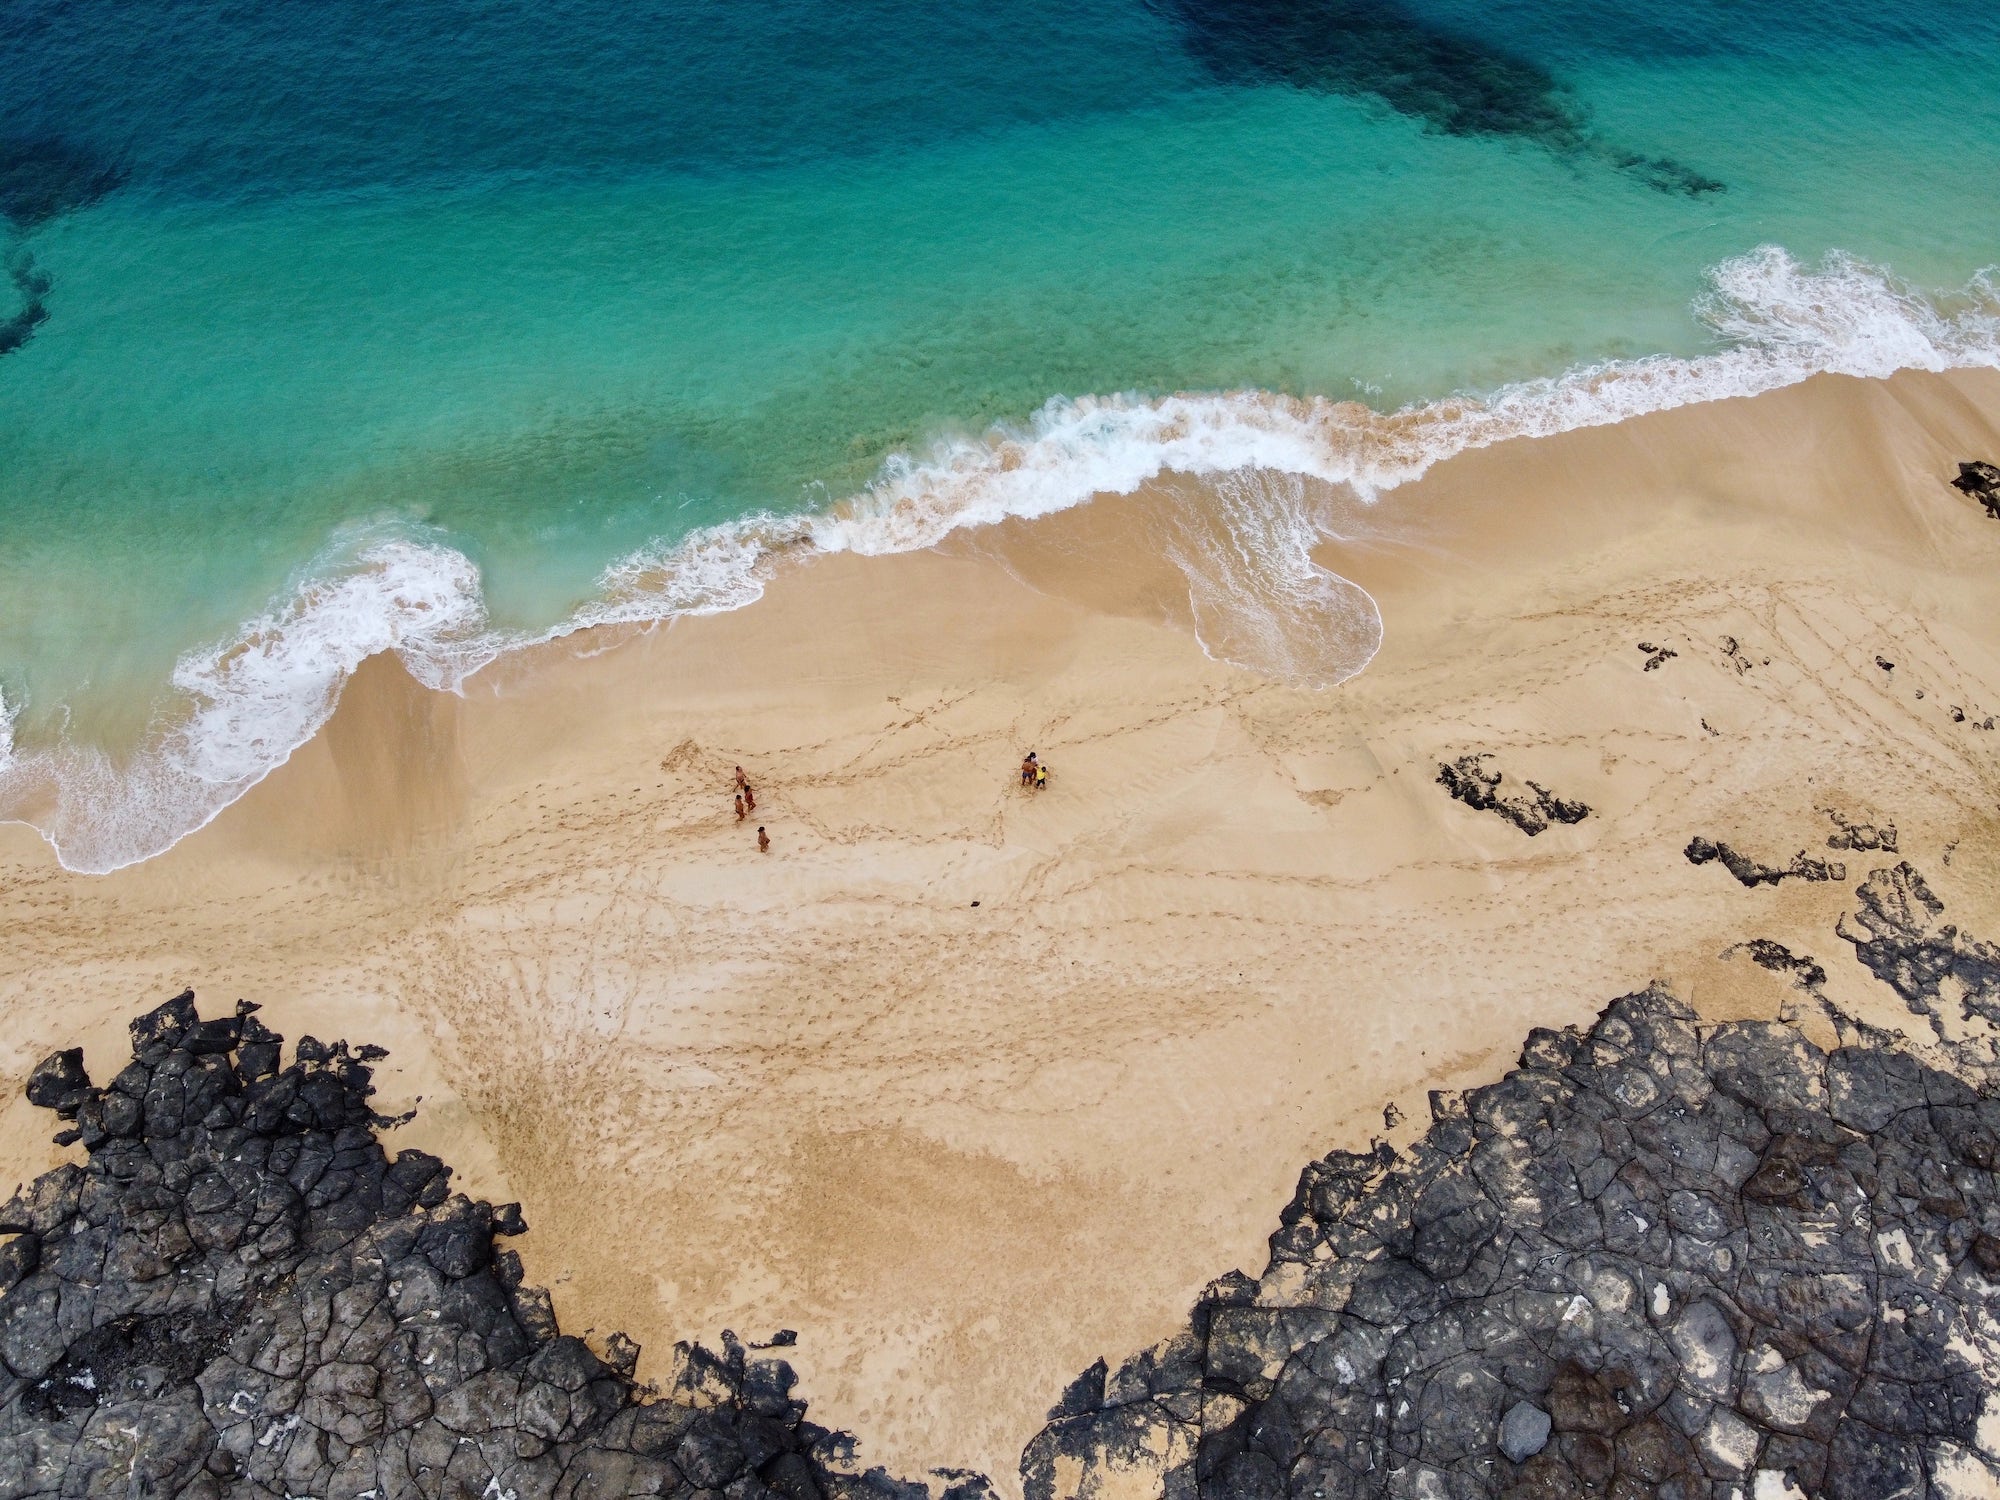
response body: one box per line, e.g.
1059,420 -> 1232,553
4,245 -> 1996,872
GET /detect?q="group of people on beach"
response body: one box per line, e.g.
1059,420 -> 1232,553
733,766 -> 770,852
1019,751 -> 1049,791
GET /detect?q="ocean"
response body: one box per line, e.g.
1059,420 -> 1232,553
2,0 -> 1998,871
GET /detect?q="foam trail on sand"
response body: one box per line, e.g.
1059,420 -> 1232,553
3,247 -> 1997,873
1162,469 -> 1384,689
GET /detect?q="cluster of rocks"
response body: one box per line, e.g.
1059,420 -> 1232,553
1718,638 -> 1768,677
1950,462 -> 2000,520
1636,643 -> 1678,673
0,994 -> 950,1500
1684,838 -> 1845,889
1823,812 -> 1896,856
1023,865 -> 2000,1500
1436,756 -> 1591,838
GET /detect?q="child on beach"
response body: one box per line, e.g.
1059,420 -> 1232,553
1034,762 -> 1048,791
757,826 -> 770,853
735,793 -> 746,821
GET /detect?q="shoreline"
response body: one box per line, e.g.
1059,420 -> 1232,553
5,366 -> 2000,1490
8,244 -> 1998,878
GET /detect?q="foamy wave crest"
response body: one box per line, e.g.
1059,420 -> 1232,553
803,247 -> 1998,555
6,246 -> 1996,873
0,542 -> 490,873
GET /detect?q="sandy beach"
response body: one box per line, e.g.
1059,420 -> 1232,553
5,366 -> 2000,1491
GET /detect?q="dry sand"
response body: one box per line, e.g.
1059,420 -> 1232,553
5,367 -> 2000,1491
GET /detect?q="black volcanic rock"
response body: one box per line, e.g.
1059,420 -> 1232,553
1951,460 -> 2000,519
1685,836 -> 1844,888
1824,809 -> 1897,854
1839,861 -> 2000,1039
1437,755 -> 1590,837
0,993 -> 952,1500
1022,868 -> 2000,1500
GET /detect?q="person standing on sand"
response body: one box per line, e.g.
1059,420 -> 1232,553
1035,761 -> 1048,791
735,765 -> 748,793
757,826 -> 770,854
1021,751 -> 1036,787
744,782 -> 756,812
734,793 -> 746,822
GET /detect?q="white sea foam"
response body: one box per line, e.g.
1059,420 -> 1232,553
0,683 -> 16,776
4,246 -> 1996,872
0,542 -> 491,873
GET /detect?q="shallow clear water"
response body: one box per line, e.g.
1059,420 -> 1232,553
2,0 -> 1998,866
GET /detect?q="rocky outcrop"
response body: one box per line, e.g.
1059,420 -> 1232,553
1950,461 -> 2000,520
1838,861 -> 2000,1043
1684,838 -> 1844,889
1823,811 -> 1896,855
0,993 -> 947,1500
1637,643 -> 1678,672
1022,869 -> 2000,1500
15,866 -> 2000,1500
1437,756 -> 1590,838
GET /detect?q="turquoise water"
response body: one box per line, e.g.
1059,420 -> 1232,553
2,0 -> 1999,867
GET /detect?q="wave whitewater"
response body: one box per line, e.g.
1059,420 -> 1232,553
3,245 -> 1996,874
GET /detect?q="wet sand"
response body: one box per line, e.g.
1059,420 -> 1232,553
4,367 -> 2000,1491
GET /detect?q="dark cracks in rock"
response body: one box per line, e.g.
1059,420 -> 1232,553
1950,461 -> 2000,520
1437,756 -> 1591,838
0,992 -> 965,1500
1022,866 -> 2000,1500
1685,838 -> 1845,889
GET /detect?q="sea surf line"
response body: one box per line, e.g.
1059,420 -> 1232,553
1,245 -> 1996,875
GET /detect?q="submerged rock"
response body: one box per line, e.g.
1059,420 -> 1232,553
1145,0 -> 1721,196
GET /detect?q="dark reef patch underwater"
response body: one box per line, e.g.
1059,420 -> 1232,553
10,860 -> 2000,1497
0,135 -> 120,359
1146,0 -> 1723,195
